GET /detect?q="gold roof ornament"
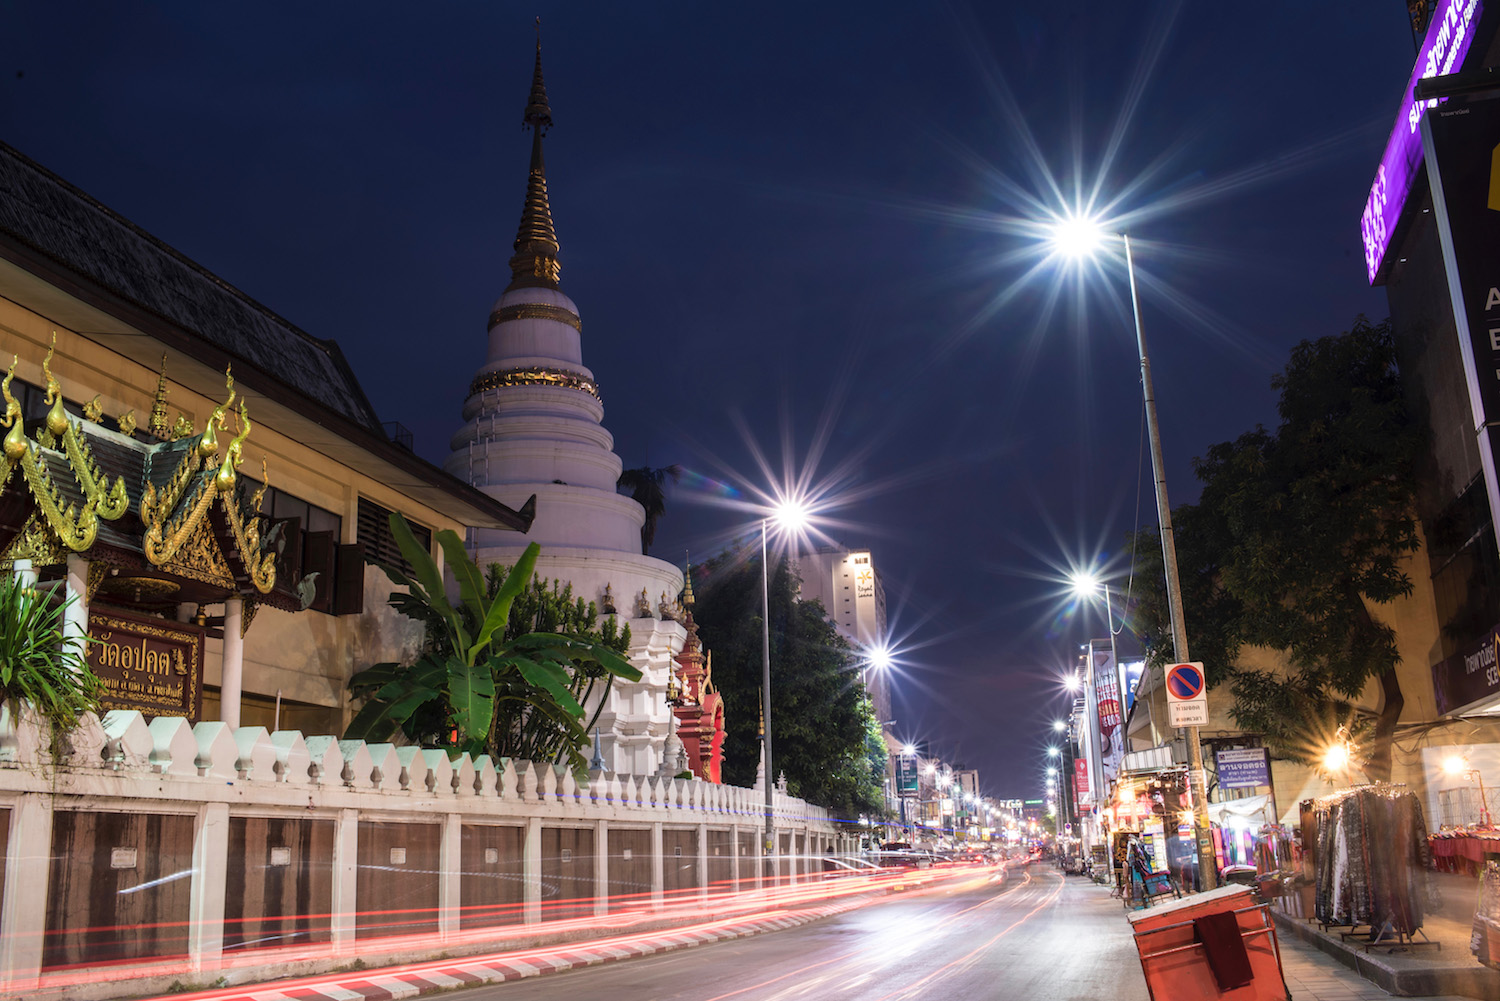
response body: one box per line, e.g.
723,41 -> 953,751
197,367 -> 235,463
505,23 -> 562,292
82,396 -> 103,423
117,410 -> 136,438
149,354 -> 171,439
0,351 -> 129,558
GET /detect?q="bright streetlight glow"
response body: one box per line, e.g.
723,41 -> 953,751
1442,754 -> 1467,776
1067,570 -> 1102,598
1046,766 -> 1057,777
866,644 -> 893,671
1063,674 -> 1081,692
1323,743 -> 1349,772
1047,211 -> 1108,260
769,498 -> 809,532
1052,719 -> 1066,732
901,743 -> 916,756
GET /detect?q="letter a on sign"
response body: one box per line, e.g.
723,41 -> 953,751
1165,662 -> 1208,727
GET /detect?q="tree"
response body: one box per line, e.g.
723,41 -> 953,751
345,513 -> 640,776
616,465 -> 681,555
1130,317 -> 1421,779
690,547 -> 886,819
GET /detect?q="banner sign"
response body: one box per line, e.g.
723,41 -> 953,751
1073,757 -> 1091,803
1431,621 -> 1500,715
1093,643 -> 1123,787
895,754 -> 919,794
87,609 -> 204,721
1361,0 -> 1483,284
1216,747 -> 1271,790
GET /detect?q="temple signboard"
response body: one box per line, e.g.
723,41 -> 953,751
87,609 -> 204,721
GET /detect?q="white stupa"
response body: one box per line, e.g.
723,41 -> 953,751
445,38 -> 685,776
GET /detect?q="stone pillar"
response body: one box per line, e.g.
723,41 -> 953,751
523,817 -> 542,924
188,802 -> 229,971
696,822 -> 709,900
220,597 -> 244,729
10,558 -> 35,588
63,554 -> 88,670
330,809 -> 358,951
0,794 -> 52,990
593,821 -> 609,917
730,824 -> 741,893
650,822 -> 664,908
438,813 -> 461,940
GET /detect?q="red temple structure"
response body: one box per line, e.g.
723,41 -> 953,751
668,571 -> 725,783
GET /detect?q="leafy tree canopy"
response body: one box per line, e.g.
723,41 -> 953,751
1130,317 -> 1421,780
690,546 -> 886,820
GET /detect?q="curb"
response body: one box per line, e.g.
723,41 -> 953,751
184,895 -> 871,1001
1271,909 -> 1500,999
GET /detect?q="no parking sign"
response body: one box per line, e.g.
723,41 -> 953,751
1165,662 -> 1208,727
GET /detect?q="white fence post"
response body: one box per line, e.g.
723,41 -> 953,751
188,801 -> 229,971
523,816 -> 542,925
594,820 -> 609,917
331,808 -> 359,951
0,793 -> 52,990
439,812 -> 461,940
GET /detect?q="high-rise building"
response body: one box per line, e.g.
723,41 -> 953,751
791,546 -> 890,724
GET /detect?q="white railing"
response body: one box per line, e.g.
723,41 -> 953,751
0,709 -> 849,1000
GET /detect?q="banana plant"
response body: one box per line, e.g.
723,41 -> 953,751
347,512 -> 640,775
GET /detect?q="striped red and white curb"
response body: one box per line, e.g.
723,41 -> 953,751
203,899 -> 865,1001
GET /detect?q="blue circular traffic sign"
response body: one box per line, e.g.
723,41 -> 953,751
1166,663 -> 1204,700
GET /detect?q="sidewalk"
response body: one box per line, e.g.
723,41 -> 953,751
1277,930 -> 1474,1001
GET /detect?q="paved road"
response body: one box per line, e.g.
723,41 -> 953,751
445,864 -> 1151,1001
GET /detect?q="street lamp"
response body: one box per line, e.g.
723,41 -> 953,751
761,498 -> 808,862
1442,755 -> 1493,827
1047,216 -> 1218,892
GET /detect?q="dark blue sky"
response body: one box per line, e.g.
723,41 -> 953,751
2,2 -> 1413,797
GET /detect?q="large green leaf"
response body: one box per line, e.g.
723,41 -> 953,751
471,543 -> 540,662
343,684 -> 438,741
511,632 -> 641,681
389,512 -> 466,651
511,656 -> 584,716
437,529 -> 487,632
449,656 -> 496,740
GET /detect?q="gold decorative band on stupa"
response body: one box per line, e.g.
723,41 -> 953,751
488,302 -> 582,332
468,366 -> 600,400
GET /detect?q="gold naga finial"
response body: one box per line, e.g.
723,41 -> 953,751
215,399 -> 251,492
197,367 -> 236,460
148,354 -> 171,439
1,356 -> 27,461
250,457 -> 270,513
41,333 -> 68,439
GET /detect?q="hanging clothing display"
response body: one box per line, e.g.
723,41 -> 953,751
1311,784 -> 1432,937
1474,861 -> 1500,969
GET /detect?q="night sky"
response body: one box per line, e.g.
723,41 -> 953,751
2,3 -> 1413,799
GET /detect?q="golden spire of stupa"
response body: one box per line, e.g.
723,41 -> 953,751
506,19 -> 561,292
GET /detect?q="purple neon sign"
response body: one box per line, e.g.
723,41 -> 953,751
1361,0 -> 1483,284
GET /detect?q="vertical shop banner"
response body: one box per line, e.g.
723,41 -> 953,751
1073,757 -> 1091,805
1425,97 -> 1500,592
895,754 -> 919,794
1094,647 -> 1123,787
1426,98 -> 1500,423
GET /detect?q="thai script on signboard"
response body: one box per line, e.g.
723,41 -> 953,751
87,610 -> 204,721
1361,0 -> 1482,284
1215,747 -> 1270,790
1433,624 -> 1500,715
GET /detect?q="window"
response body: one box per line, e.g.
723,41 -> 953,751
239,476 -> 350,615
358,498 -> 432,576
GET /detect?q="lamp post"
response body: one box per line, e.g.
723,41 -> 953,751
760,501 -> 807,868
1049,219 -> 1217,892
1443,755 -> 1494,827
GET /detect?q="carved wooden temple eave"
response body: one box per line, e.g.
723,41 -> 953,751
0,352 -> 303,617
668,571 -> 727,784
